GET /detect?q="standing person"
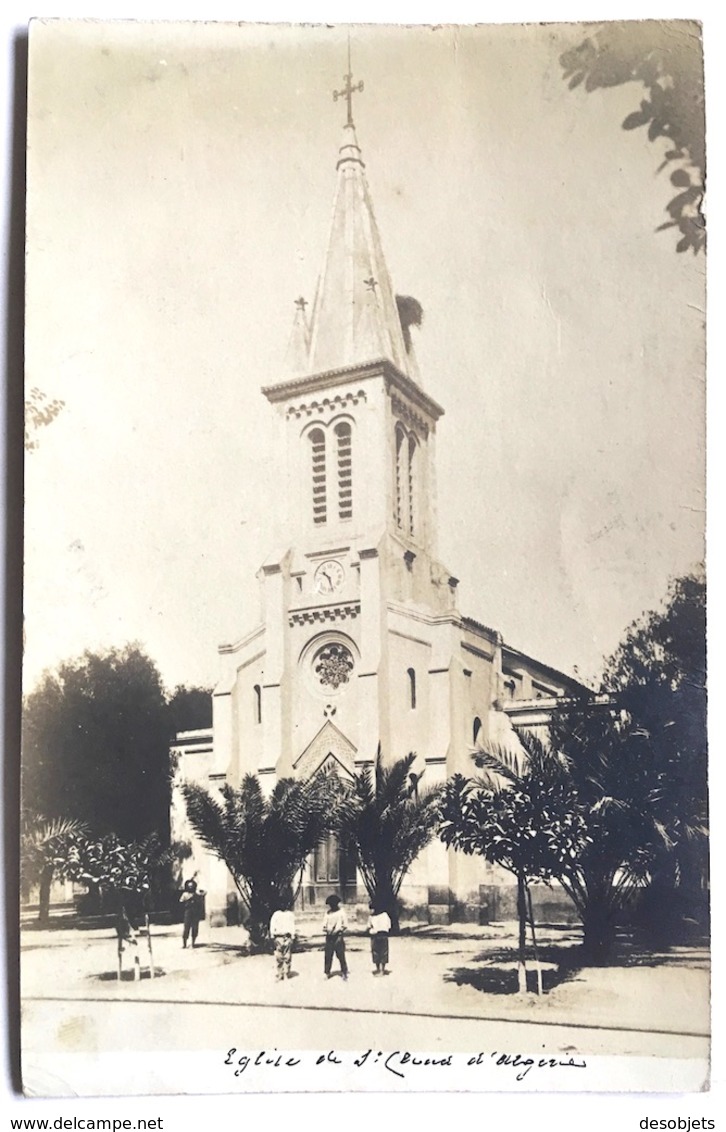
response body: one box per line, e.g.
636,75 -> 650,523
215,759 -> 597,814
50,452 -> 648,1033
322,894 -> 348,980
269,904 -> 296,981
367,901 -> 391,976
179,879 -> 205,949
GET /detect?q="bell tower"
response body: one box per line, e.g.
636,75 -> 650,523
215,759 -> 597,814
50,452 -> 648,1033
176,57 -> 585,924
262,66 -> 454,610
213,64 -> 464,811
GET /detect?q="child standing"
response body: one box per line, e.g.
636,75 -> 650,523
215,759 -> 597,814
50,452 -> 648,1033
179,879 -> 205,948
367,901 -> 391,975
269,905 -> 296,981
322,894 -> 348,980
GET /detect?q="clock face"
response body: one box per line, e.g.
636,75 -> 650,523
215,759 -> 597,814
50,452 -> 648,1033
314,559 -> 345,596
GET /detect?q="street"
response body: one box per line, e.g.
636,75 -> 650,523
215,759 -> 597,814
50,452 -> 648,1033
20,920 -> 710,1095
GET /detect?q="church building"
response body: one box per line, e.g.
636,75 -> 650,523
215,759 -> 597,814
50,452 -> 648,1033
172,69 -> 585,926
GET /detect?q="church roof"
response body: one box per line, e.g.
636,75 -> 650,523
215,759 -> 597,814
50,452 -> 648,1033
282,99 -> 418,382
501,642 -> 592,694
307,122 -> 412,378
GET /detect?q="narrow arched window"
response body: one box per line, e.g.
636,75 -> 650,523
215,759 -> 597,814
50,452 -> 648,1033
395,423 -> 406,529
335,421 -> 353,520
407,667 -> 417,710
473,716 -> 482,744
407,433 -> 417,536
310,428 -> 327,525
253,684 -> 262,724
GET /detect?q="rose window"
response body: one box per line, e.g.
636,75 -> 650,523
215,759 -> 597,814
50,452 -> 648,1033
314,643 -> 354,690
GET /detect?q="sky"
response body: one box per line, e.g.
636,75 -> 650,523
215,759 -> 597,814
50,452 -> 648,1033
23,19 -> 705,695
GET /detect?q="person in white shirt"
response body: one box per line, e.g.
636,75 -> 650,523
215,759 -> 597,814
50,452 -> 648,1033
269,905 -> 296,981
367,901 -> 392,975
322,894 -> 349,980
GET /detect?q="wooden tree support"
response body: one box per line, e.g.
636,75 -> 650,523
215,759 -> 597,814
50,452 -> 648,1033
516,873 -> 528,995
116,936 -> 140,981
115,906 -> 141,981
527,887 -> 543,996
145,914 -> 155,979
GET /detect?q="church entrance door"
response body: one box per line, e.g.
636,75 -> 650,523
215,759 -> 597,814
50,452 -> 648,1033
309,832 -> 357,905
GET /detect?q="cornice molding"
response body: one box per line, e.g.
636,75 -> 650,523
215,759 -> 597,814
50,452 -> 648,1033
391,392 -> 430,438
289,602 -> 360,627
461,640 -> 495,661
262,358 -> 444,422
285,389 -> 367,419
218,624 -> 265,656
387,600 -> 463,630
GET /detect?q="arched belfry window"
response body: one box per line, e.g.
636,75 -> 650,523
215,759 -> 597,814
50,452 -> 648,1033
308,421 -> 353,526
407,433 -> 417,537
407,667 -> 417,710
335,421 -> 353,521
310,428 -> 327,525
254,684 -> 262,725
394,422 -> 418,538
473,716 -> 482,744
395,424 -> 406,530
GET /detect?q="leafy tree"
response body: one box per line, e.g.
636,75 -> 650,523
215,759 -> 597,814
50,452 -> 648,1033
601,571 -> 708,935
67,832 -> 172,919
439,736 -> 587,991
20,812 -> 87,926
181,772 -> 348,947
167,685 -> 213,736
605,572 -> 705,692
560,22 -> 705,253
340,750 -> 442,935
22,645 -> 173,845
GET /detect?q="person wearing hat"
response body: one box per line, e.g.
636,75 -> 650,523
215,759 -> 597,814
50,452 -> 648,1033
179,878 -> 205,948
322,894 -> 349,980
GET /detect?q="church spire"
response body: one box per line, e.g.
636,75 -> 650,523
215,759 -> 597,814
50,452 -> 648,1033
305,62 -> 415,381
283,296 -> 311,375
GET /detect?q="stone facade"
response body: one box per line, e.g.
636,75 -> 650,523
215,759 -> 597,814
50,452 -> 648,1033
171,108 -> 585,926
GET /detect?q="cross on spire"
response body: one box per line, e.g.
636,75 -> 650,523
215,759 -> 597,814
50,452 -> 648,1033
333,41 -> 364,128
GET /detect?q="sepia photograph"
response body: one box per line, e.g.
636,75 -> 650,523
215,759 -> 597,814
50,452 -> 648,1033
19,16 -> 707,1097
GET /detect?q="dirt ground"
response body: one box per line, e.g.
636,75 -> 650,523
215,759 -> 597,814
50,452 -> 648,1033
21,916 -> 710,1046
18,917 -> 710,1096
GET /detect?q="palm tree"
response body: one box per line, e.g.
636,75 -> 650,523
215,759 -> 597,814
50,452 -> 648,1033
548,698 -> 676,963
439,734 -> 587,992
20,812 -> 87,926
340,749 -> 442,934
181,772 -> 348,947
